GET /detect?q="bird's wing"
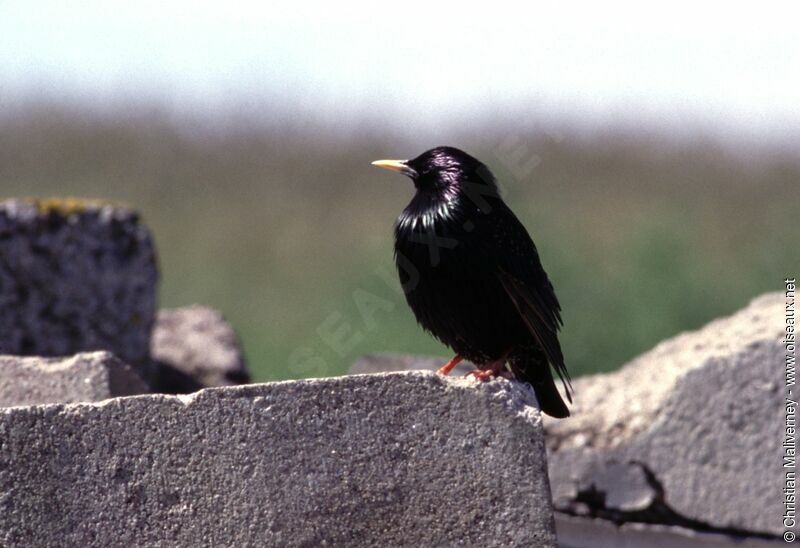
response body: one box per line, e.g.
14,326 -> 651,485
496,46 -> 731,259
488,203 -> 573,400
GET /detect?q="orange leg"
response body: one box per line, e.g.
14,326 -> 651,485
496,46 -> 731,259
437,355 -> 463,376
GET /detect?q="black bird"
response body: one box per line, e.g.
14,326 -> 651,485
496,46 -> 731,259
372,146 -> 572,418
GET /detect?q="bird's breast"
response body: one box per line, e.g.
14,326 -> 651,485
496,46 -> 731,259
393,199 -> 524,361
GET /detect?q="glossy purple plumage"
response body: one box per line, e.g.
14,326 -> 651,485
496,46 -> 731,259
391,146 -> 572,418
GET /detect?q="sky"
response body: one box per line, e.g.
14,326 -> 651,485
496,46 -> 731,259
1,1 -> 799,141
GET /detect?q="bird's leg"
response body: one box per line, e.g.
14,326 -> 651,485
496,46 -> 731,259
436,354 -> 463,376
466,349 -> 513,382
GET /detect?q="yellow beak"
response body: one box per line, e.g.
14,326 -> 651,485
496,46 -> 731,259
371,159 -> 416,177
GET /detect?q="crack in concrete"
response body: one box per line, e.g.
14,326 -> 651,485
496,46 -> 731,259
559,460 -> 778,541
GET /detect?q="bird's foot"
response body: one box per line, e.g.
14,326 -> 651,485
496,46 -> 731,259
466,368 -> 496,382
465,349 -> 514,382
465,368 -> 514,382
437,355 -> 463,376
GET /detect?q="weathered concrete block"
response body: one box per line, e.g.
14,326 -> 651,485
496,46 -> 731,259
0,198 -> 158,380
151,305 -> 250,393
0,372 -> 556,547
546,293 -> 786,542
350,352 -> 475,377
0,351 -> 148,407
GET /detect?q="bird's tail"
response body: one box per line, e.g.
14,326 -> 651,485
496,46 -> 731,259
508,348 -> 570,418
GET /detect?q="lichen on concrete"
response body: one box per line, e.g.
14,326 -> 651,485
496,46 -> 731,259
23,197 -> 125,217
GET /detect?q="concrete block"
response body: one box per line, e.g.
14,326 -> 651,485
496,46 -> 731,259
546,293 -> 786,541
0,371 -> 556,547
0,351 -> 148,407
151,305 -> 250,393
555,514 -> 781,548
0,198 -> 158,381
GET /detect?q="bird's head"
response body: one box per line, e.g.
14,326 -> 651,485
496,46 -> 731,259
372,146 -> 496,194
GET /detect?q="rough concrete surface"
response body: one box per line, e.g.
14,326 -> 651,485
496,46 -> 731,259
350,352 -> 475,377
151,305 -> 250,393
546,293 -> 785,541
0,199 -> 158,381
0,351 -> 148,407
0,371 -> 556,547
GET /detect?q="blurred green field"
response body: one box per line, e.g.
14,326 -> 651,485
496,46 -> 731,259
0,104 -> 796,381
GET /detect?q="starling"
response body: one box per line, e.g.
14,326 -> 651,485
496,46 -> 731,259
372,146 -> 572,418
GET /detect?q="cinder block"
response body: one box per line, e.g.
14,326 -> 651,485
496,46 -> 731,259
0,371 -> 557,547
0,351 -> 148,407
0,198 -> 158,381
546,293 -> 786,541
